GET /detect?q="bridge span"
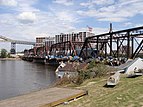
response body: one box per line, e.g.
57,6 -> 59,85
0,35 -> 35,54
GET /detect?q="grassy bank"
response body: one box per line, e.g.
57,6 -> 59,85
58,75 -> 143,107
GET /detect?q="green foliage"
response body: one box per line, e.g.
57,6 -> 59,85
75,70 -> 91,85
87,60 -> 96,69
56,61 -> 116,86
90,63 -> 110,77
74,63 -> 116,85
79,70 -> 91,80
7,53 -> 15,58
0,49 -> 7,58
7,53 -> 11,58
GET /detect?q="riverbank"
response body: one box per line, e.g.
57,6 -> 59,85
0,87 -> 87,107
1,74 -> 142,107
57,75 -> 143,107
0,57 -> 21,61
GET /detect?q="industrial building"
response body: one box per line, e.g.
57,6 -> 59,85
55,32 -> 95,43
35,37 -> 55,47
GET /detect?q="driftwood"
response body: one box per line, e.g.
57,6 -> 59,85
107,71 -> 120,86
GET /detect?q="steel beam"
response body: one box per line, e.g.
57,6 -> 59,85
110,33 -> 113,56
127,32 -> 130,58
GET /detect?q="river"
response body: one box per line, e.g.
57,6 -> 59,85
0,60 -> 57,100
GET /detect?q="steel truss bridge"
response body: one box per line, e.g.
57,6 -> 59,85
0,35 -> 35,54
49,41 -> 84,56
79,26 -> 143,59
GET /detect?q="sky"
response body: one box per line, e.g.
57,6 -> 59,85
0,0 -> 143,52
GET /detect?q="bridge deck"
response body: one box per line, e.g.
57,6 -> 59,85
0,87 -> 87,107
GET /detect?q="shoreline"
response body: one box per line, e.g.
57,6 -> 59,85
0,58 -> 21,61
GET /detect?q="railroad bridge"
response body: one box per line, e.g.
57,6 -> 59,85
0,35 -> 35,54
79,26 -> 143,59
22,26 -> 143,61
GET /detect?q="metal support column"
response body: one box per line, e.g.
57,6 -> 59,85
97,37 -> 99,56
110,33 -> 112,56
117,39 -> 119,58
131,37 -> 134,58
86,44 -> 88,57
64,42 -> 65,56
11,42 -> 16,54
127,32 -> 130,58
105,43 -> 107,58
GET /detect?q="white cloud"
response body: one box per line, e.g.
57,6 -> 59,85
80,2 -> 91,7
53,0 -> 73,6
78,0 -> 143,22
16,0 -> 39,12
33,11 -> 77,35
55,11 -> 78,23
80,0 -> 114,7
1,0 -> 143,52
17,12 -> 37,24
124,22 -> 133,27
91,0 -> 114,5
0,10 -> 78,41
135,24 -> 143,27
0,0 -> 17,6
0,0 -> 103,52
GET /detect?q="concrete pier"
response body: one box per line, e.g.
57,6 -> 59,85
0,87 -> 87,107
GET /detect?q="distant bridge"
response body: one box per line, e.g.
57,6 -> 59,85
0,35 -> 35,54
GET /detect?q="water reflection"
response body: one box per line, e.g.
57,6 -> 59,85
0,60 -> 56,100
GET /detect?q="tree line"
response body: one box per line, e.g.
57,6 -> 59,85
0,49 -> 11,58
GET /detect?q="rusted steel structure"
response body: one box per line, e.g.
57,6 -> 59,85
79,26 -> 143,60
35,37 -> 55,56
35,46 -> 45,57
23,48 -> 35,62
33,46 -> 46,63
49,41 -> 84,56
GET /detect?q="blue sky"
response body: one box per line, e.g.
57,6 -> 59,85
0,0 -> 143,51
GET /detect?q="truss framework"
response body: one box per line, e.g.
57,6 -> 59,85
79,26 -> 143,59
49,41 -> 84,56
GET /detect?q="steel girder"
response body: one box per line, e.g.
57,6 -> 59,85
79,26 -> 143,60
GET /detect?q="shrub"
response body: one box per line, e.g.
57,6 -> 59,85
55,62 -> 116,86
75,63 -> 116,85
75,70 -> 91,85
0,49 -> 7,58
87,60 -> 96,69
90,63 -> 110,77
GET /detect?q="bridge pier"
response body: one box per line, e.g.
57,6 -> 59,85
10,42 -> 16,54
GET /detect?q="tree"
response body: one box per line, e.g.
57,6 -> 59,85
0,49 -> 7,58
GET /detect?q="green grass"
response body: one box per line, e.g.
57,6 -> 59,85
58,75 -> 143,107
